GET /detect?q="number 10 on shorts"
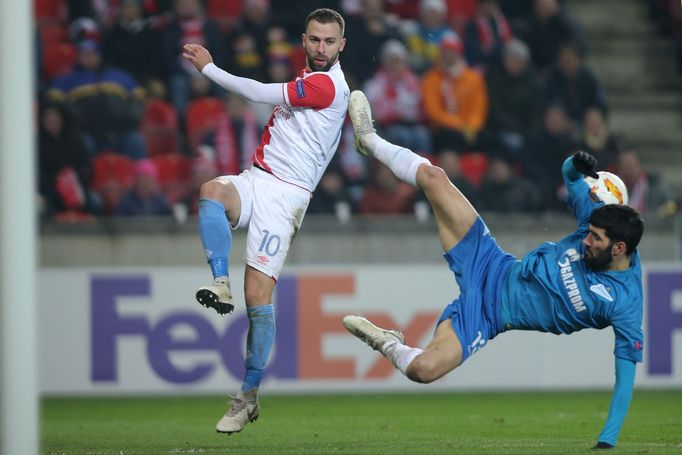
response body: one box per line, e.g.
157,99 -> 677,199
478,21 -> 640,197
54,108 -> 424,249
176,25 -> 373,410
259,229 -> 281,257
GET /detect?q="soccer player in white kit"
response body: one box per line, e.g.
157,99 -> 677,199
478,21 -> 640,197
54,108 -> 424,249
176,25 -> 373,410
182,8 -> 349,434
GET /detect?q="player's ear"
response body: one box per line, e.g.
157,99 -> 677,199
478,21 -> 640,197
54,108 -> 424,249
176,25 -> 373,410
301,33 -> 306,47
611,240 -> 627,258
339,37 -> 346,52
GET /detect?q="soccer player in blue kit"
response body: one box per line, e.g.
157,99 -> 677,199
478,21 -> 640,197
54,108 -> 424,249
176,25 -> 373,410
343,91 -> 644,450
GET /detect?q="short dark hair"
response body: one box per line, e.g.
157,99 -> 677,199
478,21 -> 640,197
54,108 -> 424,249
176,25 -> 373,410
589,205 -> 644,255
305,8 -> 345,37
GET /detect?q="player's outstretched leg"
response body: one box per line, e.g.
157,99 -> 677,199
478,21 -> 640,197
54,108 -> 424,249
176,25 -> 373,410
348,89 -> 478,252
343,315 -> 405,349
344,315 -> 462,384
343,315 -> 424,374
215,389 -> 260,434
348,90 -> 430,187
348,91 -> 376,157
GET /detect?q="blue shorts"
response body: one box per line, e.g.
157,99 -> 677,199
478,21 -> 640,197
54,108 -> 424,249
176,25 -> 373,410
437,217 -> 515,363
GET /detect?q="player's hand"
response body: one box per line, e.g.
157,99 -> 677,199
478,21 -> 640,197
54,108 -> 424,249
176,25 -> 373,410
572,151 -> 599,179
592,441 -> 615,449
182,43 -> 213,72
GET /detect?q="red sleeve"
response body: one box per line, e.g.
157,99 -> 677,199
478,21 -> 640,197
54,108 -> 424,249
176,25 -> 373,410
286,73 -> 335,109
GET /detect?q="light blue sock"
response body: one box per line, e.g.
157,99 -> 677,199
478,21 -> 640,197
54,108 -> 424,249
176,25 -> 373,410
198,198 -> 231,279
242,304 -> 276,393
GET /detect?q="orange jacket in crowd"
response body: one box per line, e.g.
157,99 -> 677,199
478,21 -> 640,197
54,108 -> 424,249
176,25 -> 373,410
421,66 -> 489,133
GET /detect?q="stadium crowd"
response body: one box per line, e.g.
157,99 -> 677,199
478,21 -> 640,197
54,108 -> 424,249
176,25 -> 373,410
35,0 -> 678,222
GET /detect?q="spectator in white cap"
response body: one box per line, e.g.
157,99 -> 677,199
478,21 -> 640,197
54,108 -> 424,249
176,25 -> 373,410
363,39 -> 432,155
404,0 -> 458,72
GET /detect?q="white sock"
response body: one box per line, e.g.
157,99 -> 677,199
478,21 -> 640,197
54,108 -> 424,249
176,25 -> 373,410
364,133 -> 430,187
382,340 -> 423,375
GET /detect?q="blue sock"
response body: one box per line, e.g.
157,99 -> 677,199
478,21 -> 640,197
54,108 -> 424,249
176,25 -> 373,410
198,198 -> 231,279
242,304 -> 276,393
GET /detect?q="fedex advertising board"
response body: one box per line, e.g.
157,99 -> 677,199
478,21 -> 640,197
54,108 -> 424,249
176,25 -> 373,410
39,265 -> 682,394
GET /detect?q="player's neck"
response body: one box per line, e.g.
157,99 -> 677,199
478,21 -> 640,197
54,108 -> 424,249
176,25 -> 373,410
608,255 -> 631,272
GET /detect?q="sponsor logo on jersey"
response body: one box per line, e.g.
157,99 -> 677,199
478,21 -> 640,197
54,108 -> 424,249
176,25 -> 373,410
633,340 -> 642,350
558,248 -> 586,313
273,104 -> 292,120
589,283 -> 614,302
295,79 -> 305,98
257,255 -> 269,265
204,249 -> 213,258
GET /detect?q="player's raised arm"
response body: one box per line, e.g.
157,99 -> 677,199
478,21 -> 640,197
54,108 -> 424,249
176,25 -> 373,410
182,43 -> 286,105
562,151 -> 602,226
594,357 -> 636,449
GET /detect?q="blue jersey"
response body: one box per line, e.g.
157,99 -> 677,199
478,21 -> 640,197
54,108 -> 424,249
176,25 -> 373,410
500,160 -> 644,363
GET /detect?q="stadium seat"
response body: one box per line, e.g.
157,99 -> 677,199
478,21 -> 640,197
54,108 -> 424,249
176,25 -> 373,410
142,129 -> 181,156
185,97 -> 225,147
206,0 -> 243,31
141,100 -> 180,156
43,43 -> 76,80
289,47 -> 307,77
91,151 -> 136,214
458,152 -> 489,187
151,153 -> 192,204
143,99 -> 178,129
446,0 -> 477,21
39,21 -> 69,45
34,0 -> 66,20
206,0 -> 242,17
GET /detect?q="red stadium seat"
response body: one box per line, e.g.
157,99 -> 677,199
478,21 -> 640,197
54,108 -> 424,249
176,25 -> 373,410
91,151 -> 136,214
151,153 -> 192,203
206,0 -> 242,17
289,47 -> 307,76
185,97 -> 225,147
142,129 -> 180,156
206,0 -> 243,32
446,0 -> 477,20
34,0 -> 66,20
39,21 -> 69,45
43,43 -> 76,80
141,100 -> 180,156
458,152 -> 489,187
142,99 -> 178,129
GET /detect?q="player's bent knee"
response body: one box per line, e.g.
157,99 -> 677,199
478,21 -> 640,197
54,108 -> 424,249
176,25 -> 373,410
405,355 -> 444,384
418,166 -> 450,193
199,179 -> 227,200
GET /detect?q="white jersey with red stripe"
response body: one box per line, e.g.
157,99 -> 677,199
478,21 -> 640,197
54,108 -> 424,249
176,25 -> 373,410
253,62 -> 349,192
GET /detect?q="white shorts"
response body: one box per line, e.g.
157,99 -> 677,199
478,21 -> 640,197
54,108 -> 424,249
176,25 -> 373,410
220,167 -> 311,280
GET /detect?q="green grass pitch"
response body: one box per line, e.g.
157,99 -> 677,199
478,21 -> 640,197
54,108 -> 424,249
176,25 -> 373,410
42,390 -> 682,454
